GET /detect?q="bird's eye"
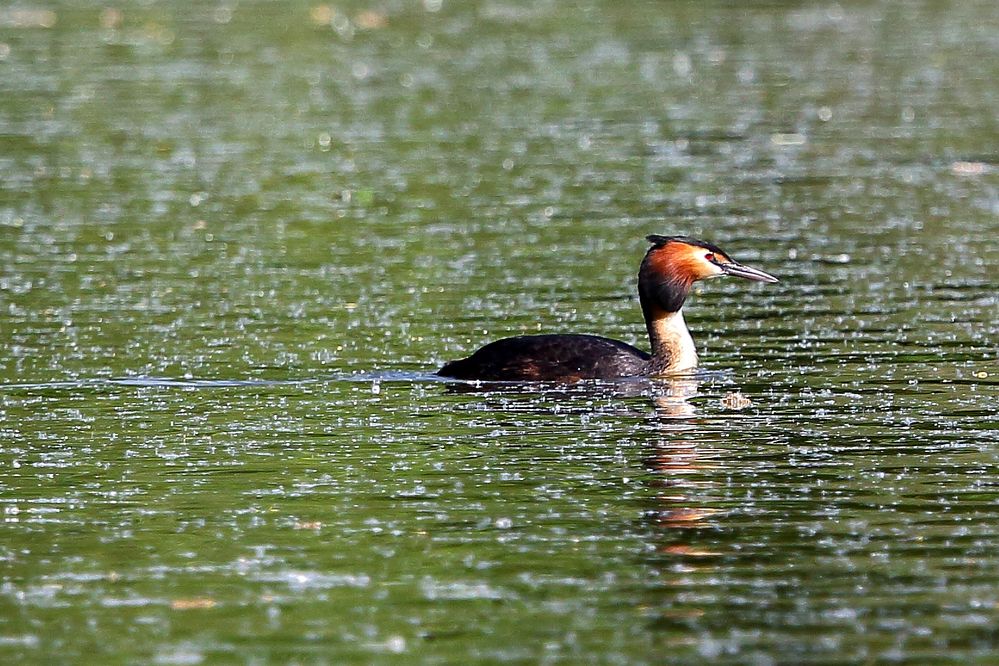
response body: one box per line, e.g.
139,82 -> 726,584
704,253 -> 716,263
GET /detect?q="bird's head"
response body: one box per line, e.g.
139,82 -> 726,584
639,235 -> 778,313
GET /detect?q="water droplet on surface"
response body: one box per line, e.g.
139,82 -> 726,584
672,52 -> 692,77
386,636 -> 406,653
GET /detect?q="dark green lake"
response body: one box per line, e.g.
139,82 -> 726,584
2,0 -> 997,662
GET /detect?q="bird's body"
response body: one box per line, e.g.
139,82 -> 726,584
438,235 -> 777,382
437,334 -> 649,382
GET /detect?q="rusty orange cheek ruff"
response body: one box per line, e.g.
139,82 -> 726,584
647,241 -> 725,285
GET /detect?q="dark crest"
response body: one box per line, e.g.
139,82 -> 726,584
645,234 -> 729,257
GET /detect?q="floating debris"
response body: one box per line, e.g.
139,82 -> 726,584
0,9 -> 57,28
99,8 -> 123,29
310,4 -> 334,25
661,544 -> 721,557
720,391 -> 753,410
170,598 -> 216,610
355,10 -> 387,29
771,132 -> 806,146
951,161 -> 988,176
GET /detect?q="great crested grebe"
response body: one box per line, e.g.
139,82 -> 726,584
437,235 -> 778,382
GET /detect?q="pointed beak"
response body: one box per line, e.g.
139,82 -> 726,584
720,261 -> 779,283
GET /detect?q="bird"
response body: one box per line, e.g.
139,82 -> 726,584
436,235 -> 778,382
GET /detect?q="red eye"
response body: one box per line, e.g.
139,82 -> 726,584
704,253 -> 715,262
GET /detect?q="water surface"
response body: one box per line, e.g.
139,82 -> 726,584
1,0 -> 998,662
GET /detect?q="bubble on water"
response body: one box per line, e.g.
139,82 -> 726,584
214,6 -> 233,24
331,12 -> 353,38
352,62 -> 370,80
153,645 -> 204,665
672,52 -> 692,77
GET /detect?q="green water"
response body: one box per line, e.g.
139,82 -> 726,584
2,0 -> 997,662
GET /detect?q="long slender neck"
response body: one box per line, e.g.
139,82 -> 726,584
638,271 -> 698,375
642,303 -> 698,375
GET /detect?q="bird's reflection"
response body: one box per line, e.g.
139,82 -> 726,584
645,376 -> 725,543
439,372 -> 742,548
649,375 -> 700,417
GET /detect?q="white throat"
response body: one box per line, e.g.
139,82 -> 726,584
648,308 -> 698,375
